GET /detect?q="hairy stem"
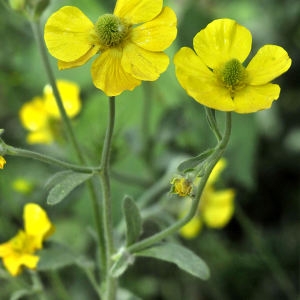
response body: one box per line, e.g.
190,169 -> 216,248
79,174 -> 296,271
99,96 -> 117,300
128,112 -> 232,253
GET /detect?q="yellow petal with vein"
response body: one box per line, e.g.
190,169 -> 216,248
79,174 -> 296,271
114,0 -> 162,23
246,45 -> 292,85
91,49 -> 141,96
174,47 -> 235,111
131,7 -> 177,51
234,84 -> 280,113
44,6 -> 94,62
194,18 -> 252,69
122,43 -> 169,80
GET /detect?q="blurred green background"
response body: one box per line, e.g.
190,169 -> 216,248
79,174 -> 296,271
0,0 -> 299,299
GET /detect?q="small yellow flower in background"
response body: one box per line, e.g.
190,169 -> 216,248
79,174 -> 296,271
44,0 -> 177,96
0,203 -> 54,276
180,159 -> 235,239
174,18 -> 292,113
19,80 -> 81,144
12,178 -> 34,195
0,156 -> 6,169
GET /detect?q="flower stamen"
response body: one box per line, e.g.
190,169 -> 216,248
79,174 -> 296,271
95,14 -> 129,48
218,58 -> 247,98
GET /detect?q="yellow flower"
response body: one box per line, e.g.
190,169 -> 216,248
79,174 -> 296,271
0,203 -> 54,276
174,18 -> 292,113
0,156 -> 6,169
19,80 -> 81,144
180,159 -> 235,238
12,178 -> 34,195
171,177 -> 192,197
44,1 -> 177,96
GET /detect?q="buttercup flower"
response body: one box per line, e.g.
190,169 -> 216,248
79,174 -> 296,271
0,203 -> 54,276
44,1 -> 177,96
0,156 -> 6,169
180,159 -> 235,238
174,18 -> 291,113
19,80 -> 81,144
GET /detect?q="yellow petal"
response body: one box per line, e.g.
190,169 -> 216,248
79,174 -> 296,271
44,6 -> 94,62
19,97 -> 48,131
43,80 -> 81,119
193,18 -> 252,69
122,43 -> 169,80
0,241 -> 12,257
180,215 -> 203,239
91,48 -> 141,96
114,0 -> 162,24
0,156 -> 6,169
24,203 -> 54,249
234,84 -> 280,113
246,45 -> 292,85
202,189 -> 235,228
26,130 -> 53,145
207,158 -> 226,185
3,254 -> 39,276
174,47 -> 235,111
58,45 -> 99,70
131,7 -> 177,51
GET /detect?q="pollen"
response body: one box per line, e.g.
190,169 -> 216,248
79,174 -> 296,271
95,14 -> 129,48
219,58 -> 246,90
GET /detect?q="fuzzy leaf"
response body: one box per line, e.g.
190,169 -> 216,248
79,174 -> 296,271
136,243 -> 210,280
37,242 -> 78,271
110,249 -> 135,278
47,171 -> 93,205
123,196 -> 143,246
177,149 -> 214,173
11,290 -> 35,300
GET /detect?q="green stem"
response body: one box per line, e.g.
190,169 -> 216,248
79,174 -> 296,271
30,271 -> 47,300
99,96 -> 117,300
128,112 -> 232,254
235,203 -> 297,300
30,20 -> 85,162
141,82 -> 153,166
4,144 -> 99,173
30,20 -> 85,163
49,271 -> 69,300
30,19 -> 105,292
205,107 -> 222,142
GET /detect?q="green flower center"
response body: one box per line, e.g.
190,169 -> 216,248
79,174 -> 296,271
95,14 -> 129,48
218,59 -> 247,97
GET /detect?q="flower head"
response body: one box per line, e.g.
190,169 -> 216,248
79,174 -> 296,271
174,18 -> 292,113
0,156 -> 6,169
180,159 -> 235,238
171,177 -> 193,197
19,80 -> 81,144
44,1 -> 177,96
0,203 -> 54,276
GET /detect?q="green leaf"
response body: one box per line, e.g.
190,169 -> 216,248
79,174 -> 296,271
11,289 -> 35,300
44,170 -> 74,191
47,171 -> 93,205
123,196 -> 143,246
136,243 -> 210,280
37,242 -> 78,271
177,149 -> 214,173
110,248 -> 135,278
